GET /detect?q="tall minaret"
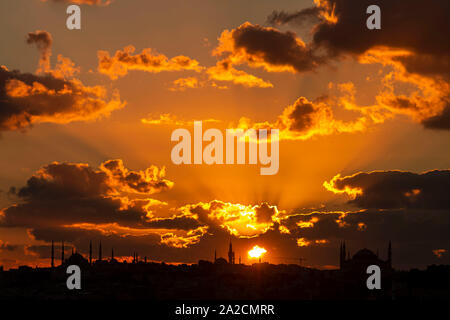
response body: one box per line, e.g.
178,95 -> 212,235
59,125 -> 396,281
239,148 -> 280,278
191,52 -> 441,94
61,241 -> 64,265
51,240 -> 54,268
98,241 -> 102,261
388,241 -> 392,268
111,248 -> 114,260
228,241 -> 235,264
89,240 -> 92,265
214,249 -> 217,263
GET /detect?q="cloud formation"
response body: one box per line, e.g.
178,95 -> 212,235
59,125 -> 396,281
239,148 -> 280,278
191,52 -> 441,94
179,201 -> 282,238
214,22 -> 321,74
98,45 -> 203,80
0,31 -> 125,132
267,0 -> 450,129
234,95 -> 367,140
0,160 -> 214,252
2,162 -> 450,268
26,30 -> 52,73
324,170 -> 450,210
1,159 -> 173,228
141,113 -> 220,126
0,65 -> 124,132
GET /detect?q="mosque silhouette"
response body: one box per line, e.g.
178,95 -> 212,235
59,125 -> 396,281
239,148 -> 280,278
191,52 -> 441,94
1,240 -> 449,300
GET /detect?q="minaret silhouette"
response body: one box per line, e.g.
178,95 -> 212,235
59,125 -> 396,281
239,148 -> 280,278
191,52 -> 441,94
61,241 -> 64,265
51,240 -> 54,268
111,248 -> 114,260
214,249 -> 217,262
98,241 -> 102,261
89,240 -> 92,265
228,241 -> 235,264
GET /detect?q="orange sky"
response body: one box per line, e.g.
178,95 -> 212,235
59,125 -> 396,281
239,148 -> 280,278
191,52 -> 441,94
0,0 -> 449,270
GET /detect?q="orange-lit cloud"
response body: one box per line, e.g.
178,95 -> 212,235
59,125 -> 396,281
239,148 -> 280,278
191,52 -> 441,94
267,0 -> 450,130
432,249 -> 447,259
100,159 -> 173,195
0,66 -> 124,132
357,222 -> 367,231
61,223 -> 208,248
213,22 -> 320,74
170,77 -> 201,91
179,201 -> 282,238
141,113 -> 220,126
206,60 -> 273,88
297,216 -> 319,228
97,45 -> 203,80
296,238 -> 329,247
323,173 -> 363,199
0,31 -> 125,132
0,240 -> 18,253
233,96 -> 367,140
26,30 -> 53,73
324,170 -> 450,210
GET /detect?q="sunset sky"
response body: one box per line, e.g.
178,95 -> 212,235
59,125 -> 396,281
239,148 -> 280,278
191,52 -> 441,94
1,0 -> 449,270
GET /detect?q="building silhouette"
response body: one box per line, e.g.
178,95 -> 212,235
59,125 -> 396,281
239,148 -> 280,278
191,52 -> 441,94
340,241 -> 392,273
51,240 -> 54,268
228,241 -> 235,264
61,241 -> 64,266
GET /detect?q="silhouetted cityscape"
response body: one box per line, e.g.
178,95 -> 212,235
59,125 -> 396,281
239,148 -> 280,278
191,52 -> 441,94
1,240 -> 449,300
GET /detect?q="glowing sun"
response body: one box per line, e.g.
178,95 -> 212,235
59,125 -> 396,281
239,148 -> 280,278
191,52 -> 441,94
248,245 -> 267,259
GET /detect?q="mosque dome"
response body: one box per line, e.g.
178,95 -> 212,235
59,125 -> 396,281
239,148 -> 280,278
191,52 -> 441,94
214,257 -> 228,265
352,248 -> 378,260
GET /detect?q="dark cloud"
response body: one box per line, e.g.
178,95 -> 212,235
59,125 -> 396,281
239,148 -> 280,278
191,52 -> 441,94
1,160 -> 174,229
283,97 -> 324,132
325,170 -> 450,210
226,22 -> 321,73
422,104 -> 450,130
278,208 -> 450,269
266,0 -> 450,130
26,30 -> 52,73
0,240 -> 18,252
0,30 -> 125,132
100,159 -> 173,194
0,66 -> 124,132
267,7 -> 321,26
255,203 -> 278,224
3,160 -> 450,269
268,0 -> 450,76
146,217 -> 201,231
